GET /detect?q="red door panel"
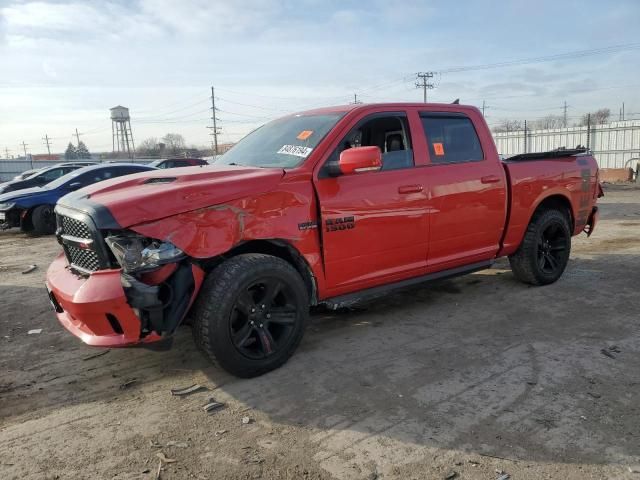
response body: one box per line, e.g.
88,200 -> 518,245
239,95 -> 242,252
315,169 -> 429,295
425,162 -> 506,271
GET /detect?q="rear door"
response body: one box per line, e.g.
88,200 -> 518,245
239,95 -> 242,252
313,111 -> 430,295
418,112 -> 507,271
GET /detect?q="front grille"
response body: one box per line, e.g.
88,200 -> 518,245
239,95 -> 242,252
61,216 -> 91,238
56,211 -> 107,273
66,244 -> 101,272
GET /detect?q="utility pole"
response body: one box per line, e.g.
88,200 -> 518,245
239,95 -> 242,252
43,134 -> 52,156
563,101 -> 568,128
207,86 -> 220,156
21,141 -> 32,168
4,147 -> 10,159
622,102 -> 625,121
351,93 -> 362,104
482,100 -> 489,116
74,128 -> 82,147
415,72 -> 435,103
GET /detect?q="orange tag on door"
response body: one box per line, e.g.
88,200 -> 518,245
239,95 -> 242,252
433,142 -> 445,156
297,130 -> 313,140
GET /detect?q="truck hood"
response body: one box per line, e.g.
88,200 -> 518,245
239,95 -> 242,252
58,165 -> 285,229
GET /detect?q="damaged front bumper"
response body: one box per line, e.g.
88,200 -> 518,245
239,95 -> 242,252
45,253 -> 203,347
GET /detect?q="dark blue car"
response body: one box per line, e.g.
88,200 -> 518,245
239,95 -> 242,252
0,163 -> 155,235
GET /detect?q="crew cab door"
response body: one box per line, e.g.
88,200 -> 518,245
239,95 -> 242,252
313,112 -> 430,296
418,112 -> 507,271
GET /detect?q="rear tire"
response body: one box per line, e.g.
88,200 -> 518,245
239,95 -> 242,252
192,254 -> 309,378
509,209 -> 571,285
30,205 -> 56,235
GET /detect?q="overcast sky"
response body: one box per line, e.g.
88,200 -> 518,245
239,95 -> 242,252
1,0 -> 639,155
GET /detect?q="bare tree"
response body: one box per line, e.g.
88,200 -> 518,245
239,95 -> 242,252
162,133 -> 186,155
492,119 -> 523,133
137,137 -> 161,156
579,108 -> 611,126
532,114 -> 565,130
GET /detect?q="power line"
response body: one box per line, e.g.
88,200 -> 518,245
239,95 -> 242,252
416,72 -> 435,102
439,42 -> 640,74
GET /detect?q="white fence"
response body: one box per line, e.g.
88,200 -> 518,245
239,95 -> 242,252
493,120 -> 640,169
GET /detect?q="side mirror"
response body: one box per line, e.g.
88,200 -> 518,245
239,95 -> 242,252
67,182 -> 83,191
338,146 -> 382,175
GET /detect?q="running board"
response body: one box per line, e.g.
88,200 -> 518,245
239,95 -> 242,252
321,260 -> 493,309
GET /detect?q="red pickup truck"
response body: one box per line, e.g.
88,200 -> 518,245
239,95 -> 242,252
46,103 -> 601,377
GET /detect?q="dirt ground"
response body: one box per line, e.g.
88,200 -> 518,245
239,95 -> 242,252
1,184 -> 639,480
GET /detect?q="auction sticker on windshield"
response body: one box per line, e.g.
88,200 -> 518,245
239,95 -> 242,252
277,145 -> 313,158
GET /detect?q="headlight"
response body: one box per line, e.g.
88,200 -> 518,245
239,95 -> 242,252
0,202 -> 15,211
105,234 -> 185,273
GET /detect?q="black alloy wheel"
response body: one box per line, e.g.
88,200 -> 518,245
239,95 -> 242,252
537,222 -> 568,275
230,278 -> 298,359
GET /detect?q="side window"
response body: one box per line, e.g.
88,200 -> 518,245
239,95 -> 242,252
321,114 -> 414,176
420,115 -> 484,164
38,168 -> 64,182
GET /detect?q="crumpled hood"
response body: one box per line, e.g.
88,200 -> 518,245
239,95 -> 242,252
58,165 -> 285,228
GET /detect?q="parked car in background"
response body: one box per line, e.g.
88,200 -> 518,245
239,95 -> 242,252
11,167 -> 44,181
0,164 -> 84,194
148,158 -> 208,169
0,163 -> 155,235
45,102 -> 602,378
8,161 -> 98,183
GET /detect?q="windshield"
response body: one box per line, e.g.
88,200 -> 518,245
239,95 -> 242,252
218,112 -> 345,168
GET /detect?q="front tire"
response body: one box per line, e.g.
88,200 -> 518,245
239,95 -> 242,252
509,209 -> 571,285
192,254 -> 309,378
30,205 -> 56,235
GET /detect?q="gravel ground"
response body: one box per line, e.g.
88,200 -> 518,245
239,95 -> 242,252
1,184 -> 639,480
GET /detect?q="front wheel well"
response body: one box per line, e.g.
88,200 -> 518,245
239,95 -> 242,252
532,195 -> 574,231
200,240 -> 318,305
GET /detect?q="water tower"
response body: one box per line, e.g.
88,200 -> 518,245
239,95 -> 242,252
110,106 -> 135,158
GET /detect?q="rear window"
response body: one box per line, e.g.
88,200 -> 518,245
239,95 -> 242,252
420,115 -> 484,164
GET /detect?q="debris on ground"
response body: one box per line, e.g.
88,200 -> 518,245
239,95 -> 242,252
166,441 -> 189,448
242,416 -> 253,425
609,345 -> 621,353
496,474 -> 510,480
155,459 -> 163,480
203,398 -> 225,413
587,392 -> 602,399
21,265 -> 37,274
27,329 -> 42,335
367,471 -> 378,480
82,350 -> 110,361
119,378 -> 137,390
156,452 -> 177,463
149,440 -> 162,448
170,384 -> 206,396
601,348 -> 616,359
444,471 -> 457,479
468,459 -> 480,466
215,429 -> 228,436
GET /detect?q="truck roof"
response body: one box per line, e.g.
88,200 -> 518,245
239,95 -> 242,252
297,102 -> 480,116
